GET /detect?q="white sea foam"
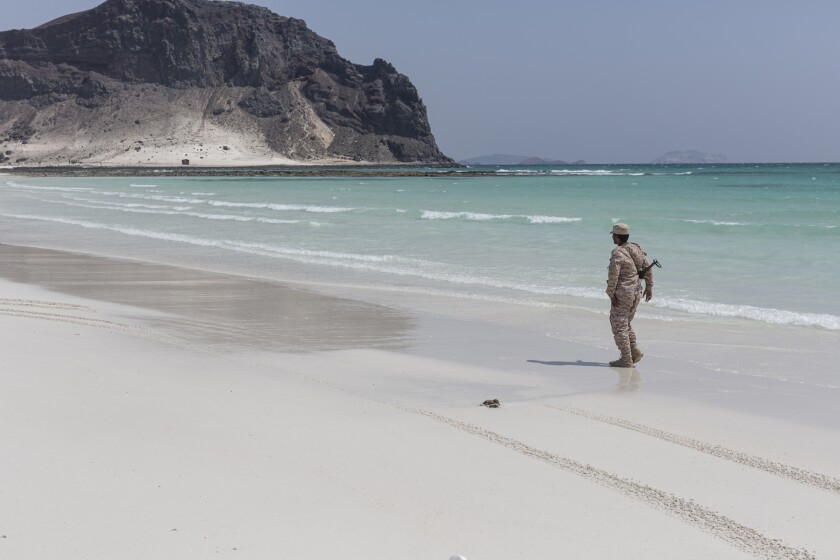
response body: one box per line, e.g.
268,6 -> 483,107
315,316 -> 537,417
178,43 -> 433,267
682,219 -> 750,226
527,215 -> 583,224
494,169 -> 646,176
64,196 -> 172,210
654,297 -> 840,330
40,199 -> 301,225
231,242 -> 408,263
232,240 -> 608,300
422,210 -> 581,224
676,218 -> 837,229
207,201 -> 355,213
1,213 -> 223,248
98,191 -> 207,204
131,208 -> 298,225
422,211 -> 513,221
5,181 -> 93,193
129,184 -> 158,188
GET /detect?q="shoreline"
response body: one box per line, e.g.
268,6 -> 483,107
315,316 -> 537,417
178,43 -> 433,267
1,243 -> 838,558
1,238 -> 837,415
2,163 -> 475,178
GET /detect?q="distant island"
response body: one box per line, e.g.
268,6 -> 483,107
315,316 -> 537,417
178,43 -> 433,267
650,150 -> 727,164
0,0 -> 451,167
459,154 -> 586,166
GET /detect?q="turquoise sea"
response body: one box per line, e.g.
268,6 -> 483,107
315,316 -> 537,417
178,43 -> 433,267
1,163 -> 838,330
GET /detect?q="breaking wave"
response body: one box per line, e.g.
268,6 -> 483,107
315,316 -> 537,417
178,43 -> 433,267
421,211 -> 581,224
494,169 -> 646,176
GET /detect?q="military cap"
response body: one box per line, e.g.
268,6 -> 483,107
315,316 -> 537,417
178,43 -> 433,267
611,223 -> 630,235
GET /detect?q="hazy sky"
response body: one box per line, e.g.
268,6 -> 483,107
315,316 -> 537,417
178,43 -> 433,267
3,0 -> 840,162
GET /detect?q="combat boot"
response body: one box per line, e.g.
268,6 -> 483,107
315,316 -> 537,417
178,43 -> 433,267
631,345 -> 644,364
609,352 -> 633,368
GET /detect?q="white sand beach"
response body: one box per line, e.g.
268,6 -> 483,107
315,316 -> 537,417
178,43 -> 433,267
1,243 -> 838,559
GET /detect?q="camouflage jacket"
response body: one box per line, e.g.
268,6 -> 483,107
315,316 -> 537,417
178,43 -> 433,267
606,242 -> 653,297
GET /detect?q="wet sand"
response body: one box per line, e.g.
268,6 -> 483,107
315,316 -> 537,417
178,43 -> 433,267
0,243 -> 411,352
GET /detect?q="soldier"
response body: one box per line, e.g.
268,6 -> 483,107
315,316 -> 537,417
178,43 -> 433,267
606,223 -> 653,367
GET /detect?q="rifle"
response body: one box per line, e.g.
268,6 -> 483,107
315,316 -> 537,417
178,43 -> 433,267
638,259 -> 661,279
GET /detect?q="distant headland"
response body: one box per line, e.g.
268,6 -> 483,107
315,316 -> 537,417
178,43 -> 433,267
650,150 -> 727,164
459,154 -> 586,166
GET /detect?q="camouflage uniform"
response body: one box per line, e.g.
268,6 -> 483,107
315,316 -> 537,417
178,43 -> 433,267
606,241 -> 653,364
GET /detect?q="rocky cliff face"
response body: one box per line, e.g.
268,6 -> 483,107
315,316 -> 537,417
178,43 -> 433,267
0,0 -> 451,166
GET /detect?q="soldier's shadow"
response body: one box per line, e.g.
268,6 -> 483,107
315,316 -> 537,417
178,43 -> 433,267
527,359 -> 610,367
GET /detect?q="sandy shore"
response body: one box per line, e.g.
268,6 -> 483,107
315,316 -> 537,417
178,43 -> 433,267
1,244 -> 838,559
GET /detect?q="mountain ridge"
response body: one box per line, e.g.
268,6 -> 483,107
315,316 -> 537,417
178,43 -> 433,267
650,150 -> 726,164
459,154 -> 585,166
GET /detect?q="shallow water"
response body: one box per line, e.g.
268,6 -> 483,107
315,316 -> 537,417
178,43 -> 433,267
2,163 -> 838,329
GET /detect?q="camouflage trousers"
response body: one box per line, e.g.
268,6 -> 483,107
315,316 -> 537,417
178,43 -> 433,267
610,290 -> 641,358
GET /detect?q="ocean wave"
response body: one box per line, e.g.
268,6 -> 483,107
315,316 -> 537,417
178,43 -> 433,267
682,219 -> 750,226
1,213 -> 224,248
677,218 -> 837,229
421,210 -> 581,224
41,199 -> 302,225
98,191 -> 208,204
129,184 -> 158,188
527,215 -> 583,224
119,207 -> 299,225
232,241 -> 608,299
654,297 -> 840,330
494,169 -> 646,176
231,242 -> 410,263
5,181 -> 93,193
64,196 -> 173,210
207,201 -> 356,213
0,214 -> 329,256
422,211 -> 513,221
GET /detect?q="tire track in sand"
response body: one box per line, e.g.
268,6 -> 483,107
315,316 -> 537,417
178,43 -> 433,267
0,301 -> 186,347
0,298 -> 93,312
399,406 -> 815,560
546,404 -> 840,495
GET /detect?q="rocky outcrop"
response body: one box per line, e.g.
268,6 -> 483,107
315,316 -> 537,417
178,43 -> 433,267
0,0 -> 450,165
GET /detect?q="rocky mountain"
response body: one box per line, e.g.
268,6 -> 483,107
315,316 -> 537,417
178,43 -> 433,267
0,0 -> 451,166
650,150 -> 726,164
459,154 -> 585,166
